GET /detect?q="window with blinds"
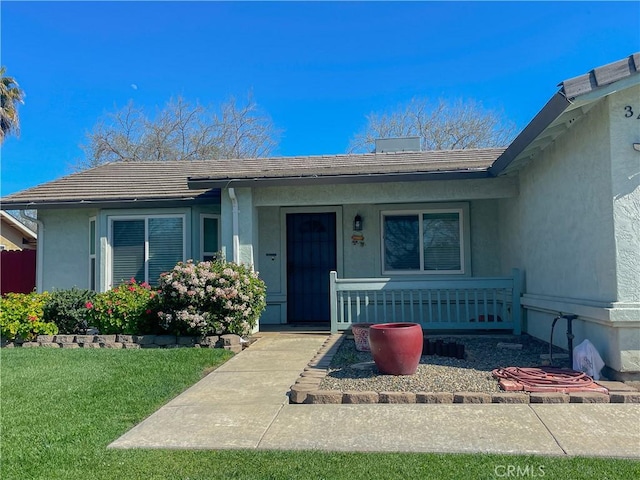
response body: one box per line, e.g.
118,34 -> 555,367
148,217 -> 183,282
423,212 -> 461,271
382,209 -> 464,274
110,216 -> 184,286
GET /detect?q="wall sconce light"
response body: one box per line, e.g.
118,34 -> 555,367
353,214 -> 363,231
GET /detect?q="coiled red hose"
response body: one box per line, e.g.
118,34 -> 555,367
492,366 -> 606,393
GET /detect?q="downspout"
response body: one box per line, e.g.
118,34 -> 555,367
228,187 -> 240,263
35,219 -> 43,292
19,211 -> 43,293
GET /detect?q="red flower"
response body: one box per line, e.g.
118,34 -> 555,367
85,301 -> 93,309
28,315 -> 37,323
145,309 -> 152,315
129,286 -> 136,292
107,309 -> 113,315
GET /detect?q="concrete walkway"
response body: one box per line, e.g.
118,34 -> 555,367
109,332 -> 640,458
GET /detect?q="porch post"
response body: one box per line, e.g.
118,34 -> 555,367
512,268 -> 523,335
330,271 -> 338,333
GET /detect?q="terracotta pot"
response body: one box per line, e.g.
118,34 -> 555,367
351,323 -> 373,352
368,323 -> 423,375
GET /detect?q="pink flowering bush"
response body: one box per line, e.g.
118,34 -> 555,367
157,259 -> 266,336
86,279 -> 160,334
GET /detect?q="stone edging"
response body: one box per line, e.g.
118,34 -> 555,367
2,334 -> 244,353
288,333 -> 640,405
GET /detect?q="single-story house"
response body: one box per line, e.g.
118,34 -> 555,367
0,211 -> 37,294
2,53 -> 639,378
1,210 -> 37,251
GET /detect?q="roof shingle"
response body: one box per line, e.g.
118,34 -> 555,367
1,149 -> 504,208
561,53 -> 639,99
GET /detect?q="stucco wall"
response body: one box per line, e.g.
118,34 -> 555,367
256,206 -> 284,324
341,203 -> 380,278
255,194 -> 505,324
39,206 -> 222,293
498,96 -> 616,302
257,199 -> 503,284
39,209 -> 96,291
253,177 -> 518,207
470,200 -> 501,277
498,86 -> 640,374
609,84 -> 640,303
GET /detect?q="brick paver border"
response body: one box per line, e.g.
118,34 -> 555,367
3,334 -> 245,353
289,333 -> 640,405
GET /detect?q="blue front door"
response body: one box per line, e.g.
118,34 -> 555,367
286,212 -> 337,323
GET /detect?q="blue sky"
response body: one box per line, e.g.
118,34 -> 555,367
1,1 -> 639,196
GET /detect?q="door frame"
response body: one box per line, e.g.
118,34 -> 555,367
280,206 -> 343,324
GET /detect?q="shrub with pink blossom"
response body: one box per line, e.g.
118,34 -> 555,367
156,259 -> 266,336
86,279 -> 160,334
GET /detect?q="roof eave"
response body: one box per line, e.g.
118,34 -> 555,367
488,92 -> 571,176
561,53 -> 640,99
0,193 -> 220,210
490,53 -> 640,176
0,211 -> 38,239
187,169 -> 491,189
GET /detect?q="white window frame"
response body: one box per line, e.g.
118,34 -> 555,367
381,207 -> 466,275
200,214 -> 221,261
107,214 -> 186,288
89,217 -> 96,291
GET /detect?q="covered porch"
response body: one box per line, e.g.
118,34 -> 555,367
330,269 -> 523,334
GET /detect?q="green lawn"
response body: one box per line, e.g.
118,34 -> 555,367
1,348 -> 637,480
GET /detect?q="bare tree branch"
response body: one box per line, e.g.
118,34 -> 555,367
348,97 -> 516,153
77,94 -> 281,170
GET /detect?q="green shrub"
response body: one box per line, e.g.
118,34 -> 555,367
157,259 -> 266,336
43,288 -> 96,334
0,292 -> 58,342
86,279 -> 159,334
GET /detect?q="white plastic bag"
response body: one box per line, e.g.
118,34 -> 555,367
572,339 -> 605,380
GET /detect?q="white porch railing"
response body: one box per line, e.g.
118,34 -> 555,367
330,269 -> 522,334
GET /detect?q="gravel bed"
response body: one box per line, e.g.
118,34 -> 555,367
320,334 -> 571,394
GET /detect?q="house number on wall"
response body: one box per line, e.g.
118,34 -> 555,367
623,106 -> 640,119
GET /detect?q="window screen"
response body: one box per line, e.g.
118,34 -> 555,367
112,219 -> 145,285
383,214 -> 420,271
148,217 -> 183,284
382,210 -> 464,274
111,216 -> 184,286
423,212 -> 461,271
